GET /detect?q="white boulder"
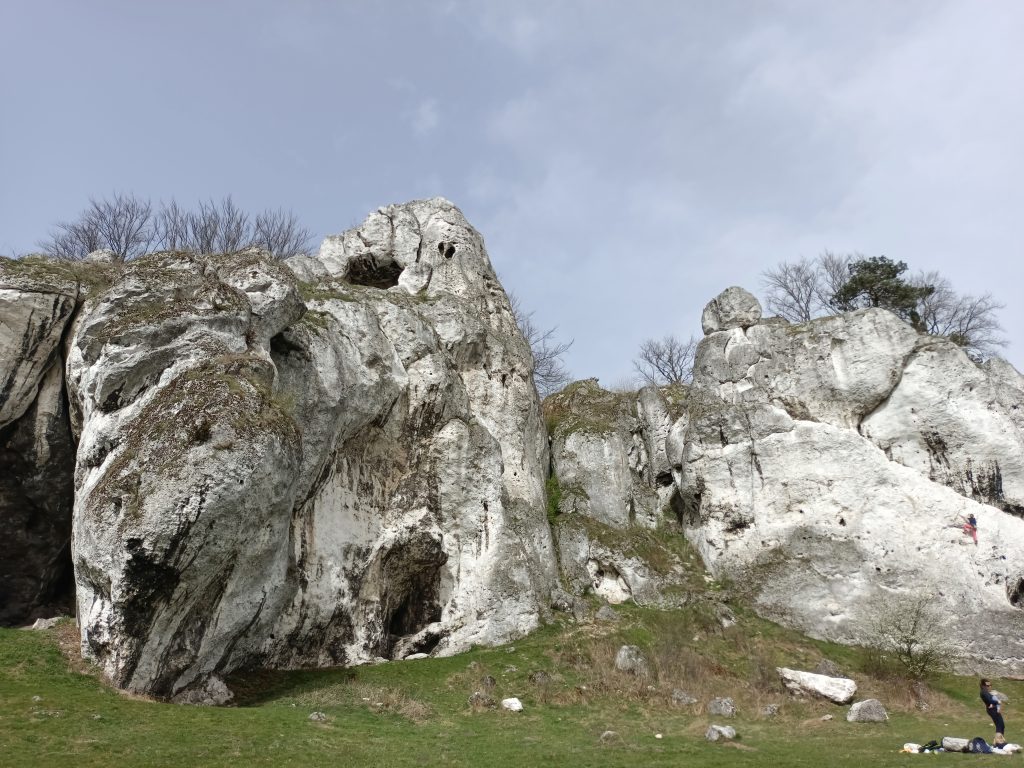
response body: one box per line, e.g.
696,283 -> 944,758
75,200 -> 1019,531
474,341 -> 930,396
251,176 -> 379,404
777,668 -> 857,704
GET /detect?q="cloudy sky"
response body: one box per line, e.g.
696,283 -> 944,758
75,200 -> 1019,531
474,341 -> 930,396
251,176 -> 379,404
2,1 -> 1022,384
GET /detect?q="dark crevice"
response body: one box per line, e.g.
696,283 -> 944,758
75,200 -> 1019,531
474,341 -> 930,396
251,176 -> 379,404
344,255 -> 402,289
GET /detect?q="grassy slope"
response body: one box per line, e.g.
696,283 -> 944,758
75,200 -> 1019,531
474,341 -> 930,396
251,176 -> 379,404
2,607 -> 1019,768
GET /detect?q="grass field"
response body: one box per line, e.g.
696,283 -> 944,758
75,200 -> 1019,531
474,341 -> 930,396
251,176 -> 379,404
1,604 -> 1018,768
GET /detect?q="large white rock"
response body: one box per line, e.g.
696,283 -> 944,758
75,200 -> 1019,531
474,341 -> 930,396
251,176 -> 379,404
67,200 -> 557,699
777,667 -> 857,704
679,296 -> 1024,672
701,286 -> 762,335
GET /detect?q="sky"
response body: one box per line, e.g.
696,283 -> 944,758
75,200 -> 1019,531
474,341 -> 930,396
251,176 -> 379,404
2,1 -> 1023,385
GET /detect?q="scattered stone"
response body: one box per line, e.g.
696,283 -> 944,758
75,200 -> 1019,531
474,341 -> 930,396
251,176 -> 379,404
599,730 -> 620,744
820,714 -> 833,721
847,699 -> 888,722
84,249 -> 119,264
596,605 -> 620,622
31,696 -> 42,702
468,691 -> 495,708
671,689 -> 698,706
707,697 -> 736,717
91,714 -> 102,720
308,711 -> 328,722
550,588 -> 575,613
760,704 -> 779,717
504,665 -> 518,674
404,653 -> 429,660
776,668 -> 857,704
813,659 -> 843,678
614,645 -> 649,676
654,733 -> 663,739
29,617 -> 64,630
529,671 -> 552,685
706,724 -> 737,742
942,737 -> 969,752
501,697 -> 523,712
172,675 -> 234,706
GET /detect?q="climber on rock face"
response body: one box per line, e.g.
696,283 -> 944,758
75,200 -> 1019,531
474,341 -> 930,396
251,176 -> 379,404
964,513 -> 978,545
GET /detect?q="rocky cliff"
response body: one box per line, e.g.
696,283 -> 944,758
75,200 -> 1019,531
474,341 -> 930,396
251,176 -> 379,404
1,199 -> 557,701
677,287 -> 1024,672
4,203 -> 1024,699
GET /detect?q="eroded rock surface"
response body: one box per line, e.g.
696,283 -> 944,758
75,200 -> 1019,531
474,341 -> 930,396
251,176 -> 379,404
677,287 -> 1024,673
63,199 -> 556,699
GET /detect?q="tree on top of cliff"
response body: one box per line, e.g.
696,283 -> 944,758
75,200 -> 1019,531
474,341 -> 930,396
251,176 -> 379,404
633,334 -> 697,386
831,256 -> 934,327
761,252 -> 1006,359
40,193 -> 312,261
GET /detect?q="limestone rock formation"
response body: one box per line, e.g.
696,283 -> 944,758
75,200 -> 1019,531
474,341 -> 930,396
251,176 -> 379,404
31,198 -> 556,700
0,257 -> 100,625
546,379 -> 694,606
676,287 -> 1024,673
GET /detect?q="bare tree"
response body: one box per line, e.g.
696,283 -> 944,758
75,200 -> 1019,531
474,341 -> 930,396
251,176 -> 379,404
633,334 -> 698,386
253,208 -> 313,259
42,193 -> 154,261
913,271 -> 1006,359
761,257 -> 820,323
509,292 -> 573,398
761,251 -> 852,322
42,193 -> 313,261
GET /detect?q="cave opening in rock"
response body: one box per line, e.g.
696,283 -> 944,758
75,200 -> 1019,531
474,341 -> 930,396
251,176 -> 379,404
378,534 -> 448,658
1008,578 -> 1024,609
344,254 -> 402,289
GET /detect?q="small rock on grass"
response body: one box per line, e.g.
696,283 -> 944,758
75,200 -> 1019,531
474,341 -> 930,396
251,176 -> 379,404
501,697 -> 523,712
309,711 -> 328,722
707,697 -> 736,717
599,730 -> 620,744
706,725 -> 737,742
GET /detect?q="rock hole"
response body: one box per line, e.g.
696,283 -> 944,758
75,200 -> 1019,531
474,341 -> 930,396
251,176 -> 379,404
344,254 -> 402,289
838,517 -> 846,526
655,471 -> 674,488
1008,578 -> 1024,608
379,534 -> 448,659
437,242 -> 455,259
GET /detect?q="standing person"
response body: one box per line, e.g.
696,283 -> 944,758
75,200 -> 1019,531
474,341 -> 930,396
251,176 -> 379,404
981,679 -> 1006,744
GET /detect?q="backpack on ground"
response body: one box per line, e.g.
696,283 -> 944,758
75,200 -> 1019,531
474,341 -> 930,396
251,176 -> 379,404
969,736 -> 993,753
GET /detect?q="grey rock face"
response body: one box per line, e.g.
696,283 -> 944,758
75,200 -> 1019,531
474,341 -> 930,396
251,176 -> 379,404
847,698 -> 888,722
0,258 -> 89,625
679,291 -> 1024,673
700,286 -> 762,335
60,199 -> 557,699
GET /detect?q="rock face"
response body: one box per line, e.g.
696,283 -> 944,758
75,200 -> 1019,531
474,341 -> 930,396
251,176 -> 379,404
0,258 -> 93,625
55,199 -> 557,699
678,287 -> 1024,672
547,380 -> 696,606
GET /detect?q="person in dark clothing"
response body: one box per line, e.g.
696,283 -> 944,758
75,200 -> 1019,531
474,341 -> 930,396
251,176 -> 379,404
981,678 -> 1006,744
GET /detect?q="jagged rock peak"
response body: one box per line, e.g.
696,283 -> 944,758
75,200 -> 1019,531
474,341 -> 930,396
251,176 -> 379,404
287,197 -> 496,301
700,286 -> 762,335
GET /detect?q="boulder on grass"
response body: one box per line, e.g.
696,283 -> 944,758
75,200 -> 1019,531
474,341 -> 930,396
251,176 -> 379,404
777,667 -> 857,704
846,699 -> 888,722
706,724 -> 737,742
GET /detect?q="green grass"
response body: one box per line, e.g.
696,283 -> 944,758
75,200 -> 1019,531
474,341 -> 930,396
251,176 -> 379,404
2,615 -> 1019,768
